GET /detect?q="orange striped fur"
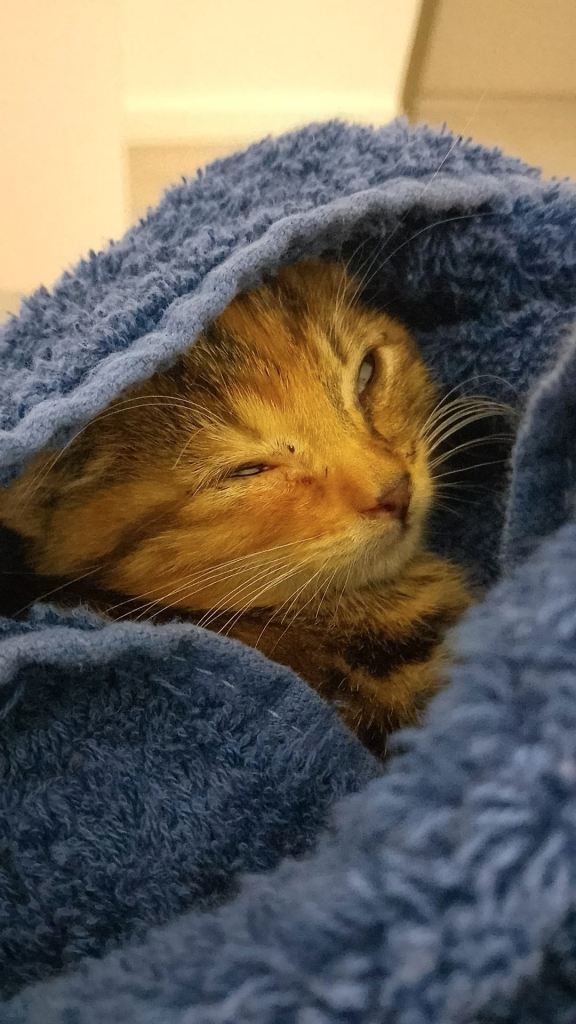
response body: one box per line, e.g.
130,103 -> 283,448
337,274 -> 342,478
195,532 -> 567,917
0,260 -> 471,756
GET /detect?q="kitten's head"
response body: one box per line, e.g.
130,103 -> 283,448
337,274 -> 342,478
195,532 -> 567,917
1,260 -> 440,615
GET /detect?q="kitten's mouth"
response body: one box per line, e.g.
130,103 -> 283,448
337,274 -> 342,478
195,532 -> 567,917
361,472 -> 412,526
365,507 -> 410,531
366,507 -> 412,538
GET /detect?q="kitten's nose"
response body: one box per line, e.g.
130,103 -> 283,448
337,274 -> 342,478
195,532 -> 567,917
363,473 -> 411,522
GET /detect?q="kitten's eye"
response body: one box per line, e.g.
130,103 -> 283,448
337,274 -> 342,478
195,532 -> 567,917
231,463 -> 269,478
357,351 -> 376,395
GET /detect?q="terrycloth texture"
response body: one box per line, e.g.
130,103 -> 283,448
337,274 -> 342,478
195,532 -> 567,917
2,118 -> 576,1022
8,518 -> 576,1024
0,605 -> 380,998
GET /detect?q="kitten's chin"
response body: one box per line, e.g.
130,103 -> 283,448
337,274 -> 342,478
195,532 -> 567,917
351,523 -> 423,589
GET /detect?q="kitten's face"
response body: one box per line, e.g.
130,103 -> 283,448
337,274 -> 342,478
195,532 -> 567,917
1,261 -> 439,615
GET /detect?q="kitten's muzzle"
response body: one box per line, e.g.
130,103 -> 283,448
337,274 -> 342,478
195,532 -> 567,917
362,472 -> 411,524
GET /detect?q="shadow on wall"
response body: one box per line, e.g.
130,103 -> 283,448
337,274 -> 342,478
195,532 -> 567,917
403,0 -> 576,179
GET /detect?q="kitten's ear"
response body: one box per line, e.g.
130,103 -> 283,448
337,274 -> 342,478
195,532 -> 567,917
273,258 -> 355,312
44,477 -> 183,577
0,459 -> 181,577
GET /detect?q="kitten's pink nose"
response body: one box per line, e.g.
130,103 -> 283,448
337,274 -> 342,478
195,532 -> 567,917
363,473 -> 411,522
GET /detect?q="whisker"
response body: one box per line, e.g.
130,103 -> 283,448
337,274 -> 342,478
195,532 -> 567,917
217,559 -> 316,636
265,562 -> 332,654
253,587 -> 303,648
431,436 -> 513,470
251,556 -> 330,646
433,480 -> 500,493
360,212 -> 496,297
427,413 -> 515,457
278,565 -> 327,626
432,457 -> 510,479
12,565 -> 102,618
333,561 -> 353,620
346,91 -> 487,302
252,558 -> 334,654
432,499 -> 467,520
432,489 -> 483,507
422,396 -> 514,442
286,561 -> 333,623
200,556 -> 314,631
172,429 -> 205,469
315,567 -> 339,620
424,406 -> 513,451
420,376 -> 519,437
118,556 -> 293,624
105,537 -> 324,617
134,556 -> 296,625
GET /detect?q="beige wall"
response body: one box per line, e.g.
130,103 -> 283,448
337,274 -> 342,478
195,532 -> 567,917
1,0 -> 422,306
416,0 -> 576,99
121,0 -> 422,142
4,0 -> 576,310
0,0 -> 125,297
407,0 -> 576,180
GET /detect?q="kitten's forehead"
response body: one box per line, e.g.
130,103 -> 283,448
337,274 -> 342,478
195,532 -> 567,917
202,260 -> 403,374
179,259 -> 422,445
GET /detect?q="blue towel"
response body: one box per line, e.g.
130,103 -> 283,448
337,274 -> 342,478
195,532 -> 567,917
2,118 -> 576,1023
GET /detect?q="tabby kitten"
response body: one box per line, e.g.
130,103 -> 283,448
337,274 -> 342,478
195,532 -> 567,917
0,260 -> 476,756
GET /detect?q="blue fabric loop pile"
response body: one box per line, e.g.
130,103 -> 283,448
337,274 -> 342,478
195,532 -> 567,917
2,119 -> 576,1023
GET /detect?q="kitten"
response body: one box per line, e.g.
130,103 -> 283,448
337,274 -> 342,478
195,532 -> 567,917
0,260 -> 474,756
